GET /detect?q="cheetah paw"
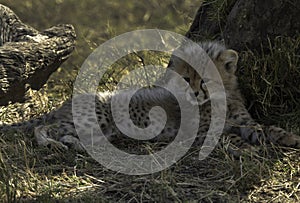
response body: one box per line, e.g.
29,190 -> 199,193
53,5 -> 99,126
34,126 -> 68,150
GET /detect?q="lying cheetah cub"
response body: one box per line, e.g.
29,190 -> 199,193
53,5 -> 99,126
0,41 -> 299,155
168,41 -> 300,151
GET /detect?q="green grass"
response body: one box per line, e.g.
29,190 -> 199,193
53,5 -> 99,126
0,0 -> 300,202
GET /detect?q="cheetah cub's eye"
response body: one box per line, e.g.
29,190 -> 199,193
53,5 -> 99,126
199,79 -> 209,101
183,77 -> 190,83
200,80 -> 207,90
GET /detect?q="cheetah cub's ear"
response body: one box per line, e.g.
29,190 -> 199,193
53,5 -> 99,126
219,49 -> 239,73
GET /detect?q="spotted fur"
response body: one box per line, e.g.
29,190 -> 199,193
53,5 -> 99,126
168,41 -> 300,151
1,41 -> 299,155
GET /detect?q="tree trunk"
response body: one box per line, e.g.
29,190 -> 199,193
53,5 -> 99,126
185,0 -> 300,122
0,4 -> 76,106
186,0 -> 300,52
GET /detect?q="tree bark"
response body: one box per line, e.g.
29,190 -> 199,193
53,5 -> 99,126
186,0 -> 300,52
0,4 -> 76,106
185,0 -> 237,42
185,0 -> 300,122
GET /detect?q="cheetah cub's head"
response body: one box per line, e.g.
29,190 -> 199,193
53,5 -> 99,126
169,41 -> 239,104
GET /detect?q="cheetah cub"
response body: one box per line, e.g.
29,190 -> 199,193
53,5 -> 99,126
0,41 -> 299,155
168,41 -> 300,152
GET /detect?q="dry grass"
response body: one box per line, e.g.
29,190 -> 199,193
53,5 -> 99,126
1,43 -> 300,202
0,0 -> 300,202
238,36 -> 300,128
0,122 -> 299,202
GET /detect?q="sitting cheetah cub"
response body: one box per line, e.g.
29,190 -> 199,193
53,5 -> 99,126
0,41 -> 299,156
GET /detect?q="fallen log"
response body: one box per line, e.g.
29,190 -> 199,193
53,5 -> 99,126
0,4 -> 76,106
